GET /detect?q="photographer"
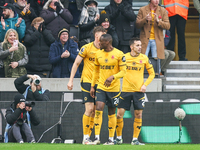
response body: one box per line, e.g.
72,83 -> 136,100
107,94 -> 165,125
14,74 -> 50,101
4,94 -> 40,143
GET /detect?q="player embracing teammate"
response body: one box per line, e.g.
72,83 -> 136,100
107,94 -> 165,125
68,32 -> 155,145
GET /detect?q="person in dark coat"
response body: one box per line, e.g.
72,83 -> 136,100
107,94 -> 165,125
60,0 -> 85,25
90,10 -> 119,48
78,0 -> 99,48
14,74 -> 50,101
13,0 -> 37,30
24,17 -> 55,77
40,0 -> 73,39
105,0 -> 137,53
4,94 -> 40,143
49,28 -> 80,78
28,0 -> 48,16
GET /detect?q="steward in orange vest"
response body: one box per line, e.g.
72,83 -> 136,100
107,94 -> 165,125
164,0 -> 189,20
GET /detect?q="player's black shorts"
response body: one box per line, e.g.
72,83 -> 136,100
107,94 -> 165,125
81,82 -> 97,104
96,89 -> 120,108
118,92 -> 145,110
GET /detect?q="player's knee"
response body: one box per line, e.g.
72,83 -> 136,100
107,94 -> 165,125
117,113 -> 123,119
86,107 -> 94,115
135,113 -> 142,119
96,102 -> 104,111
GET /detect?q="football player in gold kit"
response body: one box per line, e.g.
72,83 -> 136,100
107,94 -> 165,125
90,34 -> 126,145
67,26 -> 106,145
114,37 -> 155,145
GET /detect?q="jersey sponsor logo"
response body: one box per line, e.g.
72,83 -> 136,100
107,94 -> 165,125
100,65 -> 115,69
89,57 -> 95,61
122,56 -> 126,62
105,58 -> 108,63
79,47 -> 85,54
126,66 -> 141,71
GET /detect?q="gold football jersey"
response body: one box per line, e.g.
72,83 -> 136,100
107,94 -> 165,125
79,42 -> 100,83
92,48 -> 126,92
122,53 -> 155,92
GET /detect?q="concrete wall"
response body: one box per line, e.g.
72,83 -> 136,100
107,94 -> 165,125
0,78 -> 162,92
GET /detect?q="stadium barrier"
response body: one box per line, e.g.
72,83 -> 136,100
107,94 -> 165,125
0,91 -> 200,143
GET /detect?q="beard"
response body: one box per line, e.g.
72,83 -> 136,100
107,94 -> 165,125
3,14 -> 9,19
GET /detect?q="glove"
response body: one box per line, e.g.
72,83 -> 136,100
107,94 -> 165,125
54,2 -> 62,14
118,2 -> 124,11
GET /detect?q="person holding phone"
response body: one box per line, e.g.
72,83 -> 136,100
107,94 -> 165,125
0,29 -> 28,77
13,0 -> 37,30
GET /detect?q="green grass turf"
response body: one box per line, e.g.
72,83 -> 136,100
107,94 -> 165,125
0,143 -> 200,150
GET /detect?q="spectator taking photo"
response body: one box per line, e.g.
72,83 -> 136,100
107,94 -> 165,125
4,94 -> 40,143
14,74 -> 50,101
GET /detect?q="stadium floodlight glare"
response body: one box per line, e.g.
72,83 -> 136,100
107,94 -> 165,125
174,108 -> 186,144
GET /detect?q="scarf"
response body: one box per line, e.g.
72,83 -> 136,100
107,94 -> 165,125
79,6 -> 99,25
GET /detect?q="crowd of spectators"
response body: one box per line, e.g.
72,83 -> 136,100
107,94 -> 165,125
0,0 -> 193,78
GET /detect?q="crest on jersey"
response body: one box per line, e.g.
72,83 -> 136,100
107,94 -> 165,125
140,60 -> 142,63
132,62 -> 136,65
79,47 -> 85,54
122,56 -> 126,62
105,58 -> 108,63
111,55 -> 114,59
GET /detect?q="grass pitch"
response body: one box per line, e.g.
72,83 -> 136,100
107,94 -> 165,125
0,143 -> 199,150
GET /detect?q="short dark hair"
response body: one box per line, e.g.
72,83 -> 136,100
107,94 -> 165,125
100,34 -> 112,44
129,37 -> 140,46
93,26 -> 106,36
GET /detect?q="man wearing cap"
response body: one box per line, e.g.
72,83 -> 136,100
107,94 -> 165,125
49,28 -> 80,78
0,3 -> 26,42
4,94 -> 40,143
14,74 -> 50,101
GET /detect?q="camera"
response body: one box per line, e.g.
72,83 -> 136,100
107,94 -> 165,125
33,79 -> 40,85
16,118 -> 24,126
25,101 -> 35,107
